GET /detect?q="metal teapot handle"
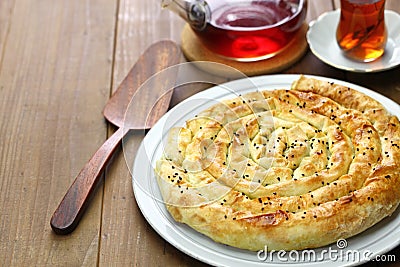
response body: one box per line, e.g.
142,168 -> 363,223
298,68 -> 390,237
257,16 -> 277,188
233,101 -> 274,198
162,0 -> 211,31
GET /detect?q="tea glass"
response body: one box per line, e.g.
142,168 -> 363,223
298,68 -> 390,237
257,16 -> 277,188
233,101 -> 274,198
336,0 -> 387,62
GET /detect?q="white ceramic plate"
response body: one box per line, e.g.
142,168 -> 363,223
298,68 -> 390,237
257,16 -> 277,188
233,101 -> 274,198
132,74 -> 400,267
307,10 -> 400,72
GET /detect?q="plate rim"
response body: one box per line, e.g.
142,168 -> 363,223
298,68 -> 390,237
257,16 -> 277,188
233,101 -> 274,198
306,9 -> 400,73
131,74 -> 400,267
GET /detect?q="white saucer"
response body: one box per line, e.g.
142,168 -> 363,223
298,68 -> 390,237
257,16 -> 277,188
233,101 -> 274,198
307,10 -> 400,72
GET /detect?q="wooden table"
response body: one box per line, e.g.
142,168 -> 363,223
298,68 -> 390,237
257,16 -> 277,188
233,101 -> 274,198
0,0 -> 399,266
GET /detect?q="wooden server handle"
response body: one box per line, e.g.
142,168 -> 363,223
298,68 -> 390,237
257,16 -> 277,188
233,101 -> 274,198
50,127 -> 127,234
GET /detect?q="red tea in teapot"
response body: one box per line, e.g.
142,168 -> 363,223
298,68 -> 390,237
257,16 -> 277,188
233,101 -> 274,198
194,0 -> 307,61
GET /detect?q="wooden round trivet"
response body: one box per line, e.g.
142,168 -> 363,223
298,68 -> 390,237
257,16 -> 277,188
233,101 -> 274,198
181,23 -> 309,77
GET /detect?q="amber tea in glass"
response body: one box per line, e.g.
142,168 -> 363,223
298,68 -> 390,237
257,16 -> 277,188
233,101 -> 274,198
336,0 -> 387,62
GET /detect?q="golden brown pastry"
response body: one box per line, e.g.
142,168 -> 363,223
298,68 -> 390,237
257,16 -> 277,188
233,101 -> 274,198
155,75 -> 400,251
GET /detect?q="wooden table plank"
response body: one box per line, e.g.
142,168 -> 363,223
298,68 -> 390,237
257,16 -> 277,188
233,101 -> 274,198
0,0 -> 116,265
387,0 -> 400,10
0,0 -> 15,58
306,0 -> 335,20
98,0 -> 190,266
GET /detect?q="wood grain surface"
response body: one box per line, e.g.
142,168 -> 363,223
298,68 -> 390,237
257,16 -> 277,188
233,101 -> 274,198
0,0 -> 399,266
50,40 -> 180,235
0,0 -> 116,265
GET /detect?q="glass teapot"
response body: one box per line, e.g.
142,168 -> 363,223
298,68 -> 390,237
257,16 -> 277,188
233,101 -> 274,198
162,0 -> 308,61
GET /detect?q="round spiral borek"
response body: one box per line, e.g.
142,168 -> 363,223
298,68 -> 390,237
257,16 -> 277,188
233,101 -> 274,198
155,76 -> 400,251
